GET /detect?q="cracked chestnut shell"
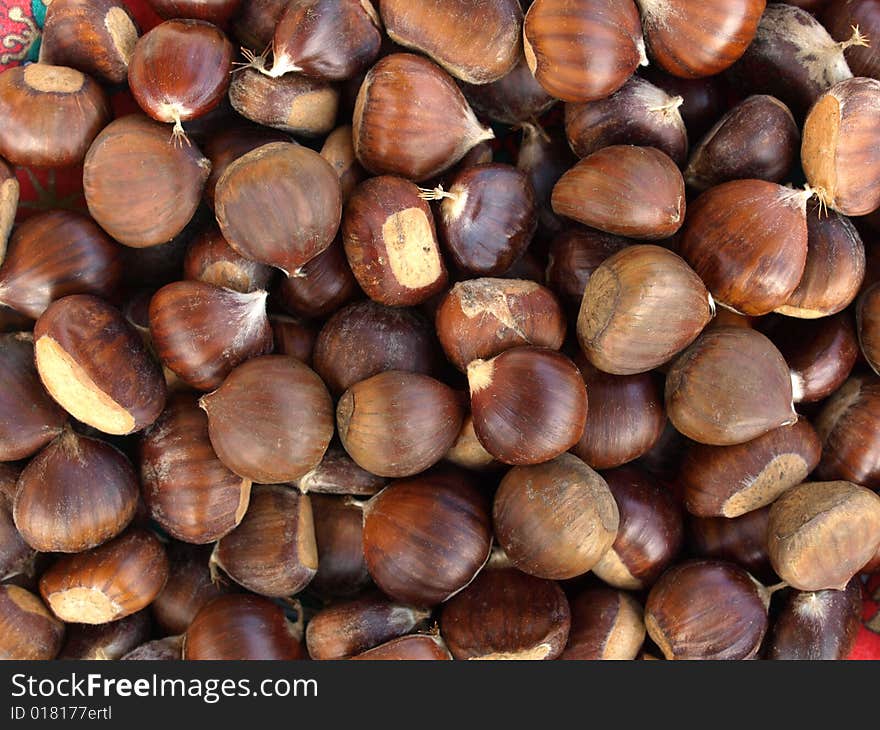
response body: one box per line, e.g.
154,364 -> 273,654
561,587 -> 646,660
0,585 -> 65,660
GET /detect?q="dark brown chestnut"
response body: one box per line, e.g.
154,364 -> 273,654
34,295 -> 167,436
859,282 -> 880,374
337,370 -> 464,478
552,146 -> 685,239
200,355 -> 334,483
58,610 -> 151,660
350,633 -> 452,660
269,314 -> 317,365
361,470 -> 492,606
274,237 -> 358,319
435,278 -> 566,372
140,393 -> 251,544
639,66 -> 727,141
39,528 -> 169,624
767,480 -> 880,591
561,587 -> 646,660
681,418 -> 822,519
230,0 -> 286,50
468,347 -> 588,465
309,494 -> 371,598
292,446 -> 387,497
687,507 -> 776,584
517,122 -> 576,234
149,0 -> 242,25
321,125 -> 366,202
0,585 -> 65,660
183,225 -> 273,294
461,55 -> 556,126
493,454 -> 619,579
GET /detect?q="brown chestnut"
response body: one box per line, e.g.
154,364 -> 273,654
639,66 -> 728,141
687,507 -> 776,584
0,469 -> 35,581
274,237 -> 358,320
0,585 -> 65,660
461,55 -> 555,126
350,633 -> 452,660
150,0 -> 241,25
858,282 -> 880,374
122,635 -> 184,661
200,355 -> 333,483
444,414 -> 500,472
561,587 -> 646,660
310,494 -> 371,598
230,0 -> 286,50
823,0 -> 880,80
493,454 -> 619,579
183,225 -> 273,294
321,125 -> 366,202
293,446 -> 387,497
58,610 -> 151,660
517,122 -> 576,234
269,314 -> 317,365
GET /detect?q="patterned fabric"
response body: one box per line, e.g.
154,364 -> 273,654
0,0 -> 44,69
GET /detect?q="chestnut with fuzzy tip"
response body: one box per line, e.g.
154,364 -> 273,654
561,587 -> 645,660
859,282 -> 880,374
269,314 -> 317,365
823,0 -> 880,80
0,585 -> 65,660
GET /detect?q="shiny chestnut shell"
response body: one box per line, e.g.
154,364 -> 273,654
0,585 -> 65,660
561,587 -> 646,660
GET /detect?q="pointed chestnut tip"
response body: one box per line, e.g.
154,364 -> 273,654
466,358 -> 494,394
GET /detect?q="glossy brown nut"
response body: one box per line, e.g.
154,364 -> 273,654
592,467 -> 683,590
681,418 -> 822,519
440,567 -> 570,660
493,454 -> 619,579
184,594 -> 304,660
767,480 -> 880,591
269,314 -> 317,365
561,587 -> 646,660
687,507 -> 776,584
523,0 -> 645,102
362,471 -> 492,606
0,211 -> 123,320
350,634 -> 452,660
84,114 -> 211,248
215,142 -> 342,274
122,635 -> 184,661
309,494 -> 371,598
39,528 -> 169,624
552,146 -> 685,239
211,485 -> 317,597
14,428 -> 138,553
468,347 -> 588,465
685,95 -> 799,192
140,393 -> 251,544
149,0 -> 241,24
292,446 -> 387,497
444,414 -> 499,472
0,333 -> 66,461
0,64 -> 110,167
802,78 -> 880,216
58,610 -> 150,660
577,245 -> 713,375
183,225 -> 273,294
639,66 -> 727,141
337,370 -> 464,478
274,238 -> 358,319
0,159 -> 17,264
149,281 -> 272,391
228,68 -> 339,137
571,357 -> 665,469
41,0 -> 139,85
306,594 -> 431,660
34,295 -> 167,435
665,326 -> 796,446
0,585 -> 65,660
200,355 -> 334,483
461,55 -> 555,126
822,0 -> 880,80
815,375 -> 880,487
353,53 -> 494,181
859,282 -> 880,374
342,176 -> 448,305
435,279 -> 566,372
767,578 -> 862,660
645,560 -> 769,660
517,123 -> 575,234
230,0 -> 286,49
0,478 -> 35,581
321,125 -> 366,202
565,76 -> 688,166
679,180 -> 811,316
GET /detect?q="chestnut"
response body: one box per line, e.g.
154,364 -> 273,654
183,225 -> 273,294
552,145 -> 686,240
214,141 -> 342,275
353,53 -> 494,181
577,245 -> 713,375
823,0 -> 880,80
83,114 -> 211,248
211,485 -> 316,597
293,446 -> 387,497
523,0 -> 646,103
149,0 -> 242,25
685,95 -> 800,191
665,326 -> 796,446
859,282 -> 880,374
687,507 -> 776,584
639,66 -> 727,141
230,0 -> 286,50
129,20 -> 233,144
350,633 -> 452,660
361,470 -> 492,606
274,239 -> 357,320
269,314 -> 317,365
342,175 -> 448,305
123,635 -> 184,661
184,594 -> 304,660
564,76 -> 688,166
435,279 -> 566,372
0,332 -> 66,461
517,122 -> 576,234
321,125 -> 366,202
802,77 -> 880,216
635,0 -> 765,78
767,480 -> 880,591
0,158 -> 18,263
58,610 -> 151,660
680,418 -> 822,519
468,347 -> 588,465
493,454 -> 619,579
461,55 -> 556,126
39,528 -> 169,624
310,494 -> 371,598
767,578 -> 863,660
338,371 -> 463,478
0,585 -> 65,660
561,587 -> 646,660
41,0 -> 140,85
0,63 -> 110,167
14,428 -> 138,553
34,295 -> 167,436
0,475 -> 35,581
592,466 -> 683,590
200,355 -> 334,483
679,180 -> 811,316
0,210 -> 122,320
444,414 -> 499,472
440,567 -> 570,660
149,281 -> 272,391
140,393 -> 251,544
228,68 -> 340,137
645,559 -> 769,660
306,594 -> 431,660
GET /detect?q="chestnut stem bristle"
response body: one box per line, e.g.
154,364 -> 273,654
170,117 -> 191,148
648,95 -> 684,118
466,358 -> 494,393
418,185 -> 458,202
840,25 -> 870,51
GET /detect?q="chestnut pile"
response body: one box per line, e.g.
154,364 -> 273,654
2,0 -> 880,662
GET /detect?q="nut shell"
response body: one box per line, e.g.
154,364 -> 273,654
0,585 -> 65,660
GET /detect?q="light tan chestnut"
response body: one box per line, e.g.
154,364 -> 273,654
321,125 -> 366,202
561,587 -> 645,660
0,158 -> 18,264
